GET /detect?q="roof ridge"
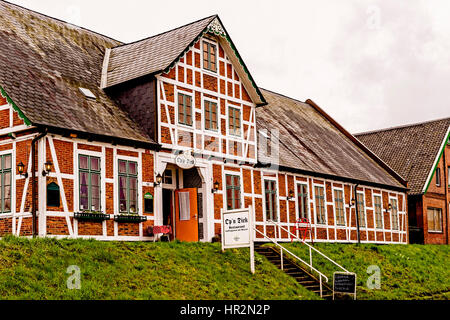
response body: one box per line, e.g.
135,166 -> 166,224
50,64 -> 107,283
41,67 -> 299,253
355,116 -> 450,136
110,14 -> 218,50
0,0 -> 122,44
259,87 -> 307,105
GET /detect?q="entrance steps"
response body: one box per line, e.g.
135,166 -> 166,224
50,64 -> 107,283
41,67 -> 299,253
254,244 -> 333,300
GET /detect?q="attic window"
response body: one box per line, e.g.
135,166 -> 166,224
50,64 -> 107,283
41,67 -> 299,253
203,40 -> 217,73
79,87 -> 96,99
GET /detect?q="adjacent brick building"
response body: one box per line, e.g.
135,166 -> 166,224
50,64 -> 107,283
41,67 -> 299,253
0,1 -> 408,243
357,118 -> 450,244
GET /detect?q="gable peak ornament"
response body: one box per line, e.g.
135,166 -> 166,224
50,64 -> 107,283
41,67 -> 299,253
208,18 -> 226,37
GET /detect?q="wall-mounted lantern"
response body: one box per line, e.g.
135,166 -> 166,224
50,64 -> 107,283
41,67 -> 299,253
350,198 -> 356,207
42,161 -> 53,176
211,181 -> 220,193
154,173 -> 163,186
17,161 -> 28,178
287,189 -> 294,201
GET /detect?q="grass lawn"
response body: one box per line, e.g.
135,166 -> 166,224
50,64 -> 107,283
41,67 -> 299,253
275,242 -> 450,300
0,236 -> 319,300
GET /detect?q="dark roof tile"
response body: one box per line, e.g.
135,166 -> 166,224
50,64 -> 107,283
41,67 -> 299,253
355,118 -> 450,194
257,89 -> 405,189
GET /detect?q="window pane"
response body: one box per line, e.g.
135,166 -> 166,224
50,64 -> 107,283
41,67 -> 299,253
227,188 -> 233,210
92,186 -> 100,199
119,177 -> 127,200
128,162 -> 137,176
92,197 -> 100,211
79,155 -> 89,169
4,185 -> 11,212
80,172 -> 89,195
80,197 -> 88,211
129,177 -> 137,190
91,173 -> 100,187
118,160 -> 127,174
91,157 -> 100,171
4,155 -> 11,170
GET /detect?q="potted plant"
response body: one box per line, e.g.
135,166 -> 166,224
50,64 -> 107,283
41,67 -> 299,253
74,210 -> 110,222
114,214 -> 147,223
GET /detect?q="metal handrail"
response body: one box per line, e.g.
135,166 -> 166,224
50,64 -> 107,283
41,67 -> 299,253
267,220 -> 350,274
254,227 -> 329,286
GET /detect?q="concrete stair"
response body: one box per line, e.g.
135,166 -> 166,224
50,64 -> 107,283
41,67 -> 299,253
255,244 -> 333,300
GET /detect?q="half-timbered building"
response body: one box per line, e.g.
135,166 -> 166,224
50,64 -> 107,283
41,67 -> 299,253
0,1 -> 408,243
357,118 -> 450,244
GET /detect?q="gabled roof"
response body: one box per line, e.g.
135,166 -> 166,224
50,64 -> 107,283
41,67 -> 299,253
0,0 -> 155,145
257,89 -> 407,190
102,15 -> 267,106
356,117 -> 450,195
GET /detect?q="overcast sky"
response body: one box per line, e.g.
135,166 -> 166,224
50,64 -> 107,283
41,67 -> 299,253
8,0 -> 450,133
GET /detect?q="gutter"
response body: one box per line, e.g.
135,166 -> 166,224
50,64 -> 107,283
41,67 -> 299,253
31,129 -> 48,237
255,163 -> 409,193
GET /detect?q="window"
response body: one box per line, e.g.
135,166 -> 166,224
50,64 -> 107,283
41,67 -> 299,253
226,174 -> 241,210
314,186 -> 326,224
374,195 -> 383,229
0,154 -> 11,214
144,193 -> 154,214
79,155 -> 101,211
427,207 -> 443,232
436,167 -> 441,186
178,93 -> 193,126
163,169 -> 173,185
202,41 -> 217,72
334,189 -> 345,226
47,182 -> 60,207
297,184 -> 308,219
264,180 -> 277,221
228,107 -> 241,136
356,193 -> 366,227
118,160 -> 138,214
390,198 -> 399,230
204,100 -> 218,131
448,166 -> 450,187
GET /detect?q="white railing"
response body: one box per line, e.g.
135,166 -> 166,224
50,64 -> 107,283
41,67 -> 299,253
255,220 -> 352,297
253,227 -> 328,297
267,220 -> 350,274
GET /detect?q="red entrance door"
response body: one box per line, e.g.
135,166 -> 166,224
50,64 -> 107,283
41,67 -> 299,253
174,188 -> 198,242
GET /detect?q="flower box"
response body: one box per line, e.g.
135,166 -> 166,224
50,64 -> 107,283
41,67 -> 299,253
114,214 -> 147,223
74,212 -> 110,222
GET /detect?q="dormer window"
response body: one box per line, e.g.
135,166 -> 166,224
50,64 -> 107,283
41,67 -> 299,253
203,40 -> 217,72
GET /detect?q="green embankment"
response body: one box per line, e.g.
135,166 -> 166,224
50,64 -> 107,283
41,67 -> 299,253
0,236 -> 317,300
0,236 -> 448,300
275,242 -> 450,300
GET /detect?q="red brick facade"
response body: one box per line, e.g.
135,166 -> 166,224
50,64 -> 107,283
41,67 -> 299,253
0,33 -> 408,244
412,143 -> 450,244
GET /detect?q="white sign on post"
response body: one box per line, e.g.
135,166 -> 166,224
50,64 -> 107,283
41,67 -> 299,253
221,206 -> 255,274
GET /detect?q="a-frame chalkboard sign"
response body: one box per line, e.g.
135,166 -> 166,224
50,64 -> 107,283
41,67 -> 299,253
333,272 -> 357,300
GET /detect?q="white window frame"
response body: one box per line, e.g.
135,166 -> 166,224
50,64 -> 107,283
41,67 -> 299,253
202,39 -> 218,74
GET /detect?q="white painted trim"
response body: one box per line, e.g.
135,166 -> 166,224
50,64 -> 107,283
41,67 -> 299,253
422,125 -> 450,193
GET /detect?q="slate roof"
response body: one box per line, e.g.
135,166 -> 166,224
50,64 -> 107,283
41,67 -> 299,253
356,118 -> 450,195
0,0 -> 155,145
104,15 -> 216,88
257,89 -> 407,190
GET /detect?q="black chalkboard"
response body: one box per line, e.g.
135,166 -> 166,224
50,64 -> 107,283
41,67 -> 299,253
333,272 -> 356,294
